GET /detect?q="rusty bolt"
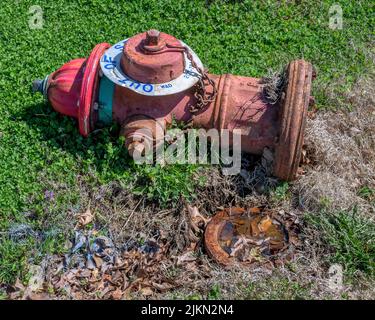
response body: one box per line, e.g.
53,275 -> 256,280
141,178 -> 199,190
145,29 -> 160,46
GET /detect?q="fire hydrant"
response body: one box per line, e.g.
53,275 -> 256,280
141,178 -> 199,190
33,30 -> 314,180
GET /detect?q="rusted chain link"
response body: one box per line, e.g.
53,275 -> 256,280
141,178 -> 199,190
165,43 -> 217,115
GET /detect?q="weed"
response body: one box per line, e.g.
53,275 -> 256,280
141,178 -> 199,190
272,181 -> 290,202
0,239 -> 31,284
208,284 -> 222,299
358,186 -> 375,203
305,209 -> 375,278
243,278 -> 312,300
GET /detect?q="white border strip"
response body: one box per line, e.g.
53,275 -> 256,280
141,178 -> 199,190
100,38 -> 203,96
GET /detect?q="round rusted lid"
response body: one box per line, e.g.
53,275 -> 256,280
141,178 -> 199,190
204,207 -> 291,267
120,30 -> 185,84
273,59 -> 313,181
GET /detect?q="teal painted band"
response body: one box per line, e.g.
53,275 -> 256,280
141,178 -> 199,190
98,75 -> 114,125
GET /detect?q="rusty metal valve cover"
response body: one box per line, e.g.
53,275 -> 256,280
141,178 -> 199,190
204,207 -> 300,266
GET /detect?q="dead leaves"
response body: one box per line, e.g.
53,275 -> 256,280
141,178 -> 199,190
184,204 -> 210,246
44,237 -> 177,300
176,250 -> 197,266
5,198 -> 304,300
76,207 -> 94,229
140,287 -> 153,297
111,288 -> 123,300
7,262 -> 49,300
187,205 -> 210,228
172,202 -> 211,254
187,210 -> 206,242
258,216 -> 273,232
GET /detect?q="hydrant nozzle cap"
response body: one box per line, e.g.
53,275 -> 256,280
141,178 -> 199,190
32,79 -> 44,93
32,75 -> 49,98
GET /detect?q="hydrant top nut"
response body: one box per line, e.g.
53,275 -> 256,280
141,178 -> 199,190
143,29 -> 166,52
145,29 -> 160,46
122,30 -> 184,84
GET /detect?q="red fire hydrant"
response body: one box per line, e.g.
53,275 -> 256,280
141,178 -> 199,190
33,30 -> 314,180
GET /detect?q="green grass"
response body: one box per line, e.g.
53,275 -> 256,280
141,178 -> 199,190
242,277 -> 313,300
271,181 -> 290,202
306,209 -> 375,278
0,0 -> 374,284
0,239 -> 31,284
208,284 -> 222,299
358,186 -> 375,204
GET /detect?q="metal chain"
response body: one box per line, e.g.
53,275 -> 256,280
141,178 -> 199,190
165,43 -> 217,115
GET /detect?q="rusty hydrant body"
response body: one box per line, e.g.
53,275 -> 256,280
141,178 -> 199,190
33,30 -> 313,180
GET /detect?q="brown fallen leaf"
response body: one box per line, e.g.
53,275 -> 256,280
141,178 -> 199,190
250,218 -> 261,237
181,204 -> 209,246
151,282 -> 174,292
111,288 -> 123,300
140,287 -> 153,296
92,254 -> 103,268
229,236 -> 265,257
229,237 -> 246,257
91,268 -> 99,279
14,278 -> 25,291
307,106 -> 318,119
79,269 -> 92,278
301,148 -> 311,165
24,292 -> 51,300
289,234 -> 302,247
98,286 -> 115,299
249,207 -> 262,214
186,205 -> 210,228
76,208 -> 94,228
176,251 -> 197,266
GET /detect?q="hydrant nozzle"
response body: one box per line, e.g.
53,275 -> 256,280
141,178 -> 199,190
32,76 -> 49,97
32,79 -> 43,93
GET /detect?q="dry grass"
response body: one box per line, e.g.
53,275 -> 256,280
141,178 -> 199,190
294,68 -> 375,215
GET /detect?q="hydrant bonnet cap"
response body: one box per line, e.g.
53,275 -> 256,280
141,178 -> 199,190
121,30 -> 183,83
100,37 -> 204,96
